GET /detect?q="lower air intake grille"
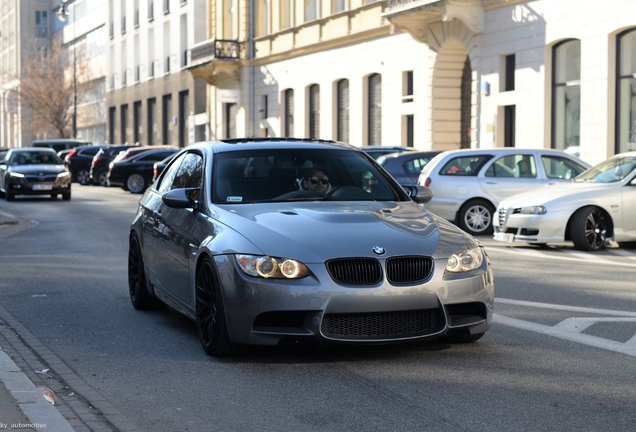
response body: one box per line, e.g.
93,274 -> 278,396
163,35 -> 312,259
326,258 -> 382,285
321,309 -> 441,340
386,256 -> 433,284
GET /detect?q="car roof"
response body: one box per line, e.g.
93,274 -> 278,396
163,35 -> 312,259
186,138 -> 360,154
379,150 -> 441,160
8,147 -> 57,153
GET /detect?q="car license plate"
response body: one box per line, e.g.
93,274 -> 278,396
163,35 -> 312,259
493,232 -> 514,242
33,183 -> 53,191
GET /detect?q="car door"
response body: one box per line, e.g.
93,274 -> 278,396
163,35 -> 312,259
479,153 -> 541,206
150,151 -> 204,305
621,173 -> 636,237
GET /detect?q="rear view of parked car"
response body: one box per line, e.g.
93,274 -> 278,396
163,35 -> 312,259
65,145 -> 110,185
376,150 -> 441,186
108,147 -> 179,193
417,148 -> 591,236
89,144 -> 139,186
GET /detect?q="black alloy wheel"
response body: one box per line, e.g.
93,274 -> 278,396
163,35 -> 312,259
95,170 -> 109,186
195,258 -> 246,356
126,173 -> 146,194
128,233 -> 161,309
77,169 -> 91,185
571,206 -> 608,251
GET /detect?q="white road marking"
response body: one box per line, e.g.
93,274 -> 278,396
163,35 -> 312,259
494,298 -> 636,357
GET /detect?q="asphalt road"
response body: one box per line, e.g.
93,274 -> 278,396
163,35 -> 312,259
0,186 -> 635,432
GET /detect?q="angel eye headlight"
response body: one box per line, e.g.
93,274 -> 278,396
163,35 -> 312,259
235,255 -> 310,279
256,256 -> 277,278
445,247 -> 485,273
519,205 -> 547,215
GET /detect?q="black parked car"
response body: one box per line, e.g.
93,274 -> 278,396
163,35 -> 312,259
89,144 -> 139,186
376,150 -> 442,186
152,153 -> 179,183
64,145 -> 110,185
108,148 -> 179,193
0,148 -> 71,201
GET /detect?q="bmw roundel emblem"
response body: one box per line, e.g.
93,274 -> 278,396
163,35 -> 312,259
372,246 -> 385,255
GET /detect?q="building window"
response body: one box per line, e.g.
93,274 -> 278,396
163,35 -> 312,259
178,90 -> 189,147
256,0 -> 270,37
163,94 -> 172,145
504,106 -> 515,147
337,79 -> 349,142
552,40 -> 581,152
333,0 -> 346,13
121,104 -> 129,143
261,95 -> 268,119
109,107 -> 116,144
309,84 -> 320,139
281,0 -> 293,29
305,0 -> 318,22
225,103 -> 237,138
403,71 -> 413,103
148,97 -> 156,145
405,115 -> 414,148
505,54 -> 515,91
617,28 -> 636,154
284,89 -> 294,137
368,74 -> 382,145
164,0 -> 170,14
460,57 -> 472,148
133,101 -> 142,143
35,11 -> 48,37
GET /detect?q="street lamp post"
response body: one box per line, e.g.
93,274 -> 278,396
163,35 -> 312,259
56,1 -> 77,139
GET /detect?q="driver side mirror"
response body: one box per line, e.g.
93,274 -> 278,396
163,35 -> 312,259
404,185 -> 434,204
162,188 -> 199,209
630,178 -> 636,186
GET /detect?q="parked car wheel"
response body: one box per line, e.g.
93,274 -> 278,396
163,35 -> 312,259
95,170 -> 109,187
50,194 -> 57,200
77,169 -> 91,185
5,191 -> 15,201
126,173 -> 146,194
128,234 -> 160,310
458,199 -> 495,236
196,258 -> 246,357
570,206 -> 608,251
62,191 -> 71,201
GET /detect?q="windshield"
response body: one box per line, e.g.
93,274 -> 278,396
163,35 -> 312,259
9,151 -> 62,166
212,148 -> 408,204
573,156 -> 636,183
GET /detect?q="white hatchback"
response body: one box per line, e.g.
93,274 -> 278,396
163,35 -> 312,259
417,148 -> 590,236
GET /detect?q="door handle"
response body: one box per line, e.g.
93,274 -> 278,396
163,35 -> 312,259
486,181 -> 498,184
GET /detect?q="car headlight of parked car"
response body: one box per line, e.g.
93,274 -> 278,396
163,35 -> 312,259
445,247 -> 485,273
57,172 -> 70,179
9,172 -> 25,179
236,254 -> 311,279
516,205 -> 547,215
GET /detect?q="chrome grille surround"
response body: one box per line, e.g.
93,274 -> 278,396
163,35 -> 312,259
498,207 -> 507,229
321,309 -> 441,340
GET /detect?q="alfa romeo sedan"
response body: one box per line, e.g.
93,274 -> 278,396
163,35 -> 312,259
0,148 -> 71,201
129,138 -> 494,356
493,152 -> 636,251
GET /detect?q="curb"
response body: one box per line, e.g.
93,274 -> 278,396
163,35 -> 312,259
0,349 -> 75,432
0,210 -> 18,226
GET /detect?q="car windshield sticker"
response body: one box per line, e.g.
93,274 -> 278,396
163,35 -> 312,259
227,196 -> 243,202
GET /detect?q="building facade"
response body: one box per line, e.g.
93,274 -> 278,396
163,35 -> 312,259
188,0 -> 636,166
106,0 -> 209,147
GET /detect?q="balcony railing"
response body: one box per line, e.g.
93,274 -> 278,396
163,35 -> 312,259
387,0 -> 442,9
190,39 -> 242,63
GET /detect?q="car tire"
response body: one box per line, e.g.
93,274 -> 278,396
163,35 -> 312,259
439,332 -> 485,343
95,170 -> 109,187
77,169 -> 91,185
126,173 -> 146,194
570,206 -> 608,251
196,257 -> 248,356
457,199 -> 495,236
128,233 -> 162,310
62,191 -> 71,201
5,191 -> 15,201
50,194 -> 58,200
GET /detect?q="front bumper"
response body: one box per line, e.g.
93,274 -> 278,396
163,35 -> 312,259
5,176 -> 71,196
493,207 -> 570,244
213,255 -> 494,346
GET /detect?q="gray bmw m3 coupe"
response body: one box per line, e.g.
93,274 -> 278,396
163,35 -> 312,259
128,138 -> 494,356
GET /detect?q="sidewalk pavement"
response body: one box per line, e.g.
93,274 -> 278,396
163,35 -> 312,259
0,209 -> 75,431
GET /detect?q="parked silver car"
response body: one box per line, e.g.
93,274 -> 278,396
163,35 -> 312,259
128,139 -> 494,356
417,148 -> 591,236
